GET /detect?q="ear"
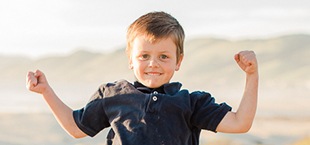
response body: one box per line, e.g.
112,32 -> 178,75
126,48 -> 134,69
175,54 -> 184,71
128,55 -> 134,69
128,58 -> 133,69
129,64 -> 133,69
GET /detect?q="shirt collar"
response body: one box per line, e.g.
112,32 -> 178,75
133,81 -> 182,95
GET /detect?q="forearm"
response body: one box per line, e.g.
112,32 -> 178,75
42,87 -> 86,138
235,72 -> 259,130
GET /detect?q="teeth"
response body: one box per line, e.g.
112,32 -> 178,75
147,73 -> 160,76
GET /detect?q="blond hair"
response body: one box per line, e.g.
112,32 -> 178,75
126,11 -> 185,62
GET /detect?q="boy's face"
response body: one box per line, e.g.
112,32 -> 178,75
129,36 -> 183,88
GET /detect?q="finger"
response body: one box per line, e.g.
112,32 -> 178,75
34,69 -> 47,84
244,52 -> 256,66
26,71 -> 38,89
26,71 -> 35,83
34,69 -> 43,77
238,51 -> 251,64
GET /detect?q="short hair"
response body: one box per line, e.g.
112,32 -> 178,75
126,11 -> 185,62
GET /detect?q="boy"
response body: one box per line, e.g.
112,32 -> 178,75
26,11 -> 258,145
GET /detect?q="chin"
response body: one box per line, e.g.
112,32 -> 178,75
144,82 -> 163,89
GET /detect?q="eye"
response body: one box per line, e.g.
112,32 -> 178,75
159,54 -> 168,59
139,54 -> 150,60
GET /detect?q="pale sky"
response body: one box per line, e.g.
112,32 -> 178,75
1,0 -> 310,58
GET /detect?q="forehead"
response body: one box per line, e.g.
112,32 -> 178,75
132,36 -> 176,52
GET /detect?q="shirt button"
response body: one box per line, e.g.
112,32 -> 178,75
152,96 -> 158,101
153,91 -> 158,94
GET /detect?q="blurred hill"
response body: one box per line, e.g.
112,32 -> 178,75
179,34 -> 310,88
1,34 -> 309,145
0,34 -> 309,89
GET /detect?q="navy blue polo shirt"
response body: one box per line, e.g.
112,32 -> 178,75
73,80 -> 231,145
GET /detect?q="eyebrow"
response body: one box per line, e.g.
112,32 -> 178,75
137,50 -> 173,54
157,49 -> 175,53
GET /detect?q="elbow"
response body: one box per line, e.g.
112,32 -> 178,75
238,127 -> 250,133
71,134 -> 84,139
238,122 -> 253,133
67,130 -> 87,139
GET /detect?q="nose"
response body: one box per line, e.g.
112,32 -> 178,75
148,58 -> 159,68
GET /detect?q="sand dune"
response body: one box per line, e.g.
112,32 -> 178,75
0,34 -> 309,86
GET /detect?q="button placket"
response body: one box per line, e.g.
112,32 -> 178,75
152,91 -> 158,102
152,96 -> 158,101
146,91 -> 159,113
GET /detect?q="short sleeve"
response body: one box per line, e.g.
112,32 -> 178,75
73,86 -> 110,137
190,91 -> 232,132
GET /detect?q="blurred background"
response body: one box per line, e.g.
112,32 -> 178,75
0,0 -> 309,145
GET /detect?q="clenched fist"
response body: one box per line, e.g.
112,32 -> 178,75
26,70 -> 50,94
234,51 -> 258,75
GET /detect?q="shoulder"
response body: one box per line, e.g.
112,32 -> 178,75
190,90 -> 211,97
99,79 -> 131,88
174,89 -> 213,103
174,86 -> 212,98
187,90 -> 215,105
100,79 -> 140,96
90,79 -> 134,100
98,79 -> 133,91
188,90 -> 212,100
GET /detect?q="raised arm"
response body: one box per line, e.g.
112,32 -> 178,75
26,70 -> 87,138
216,51 -> 259,133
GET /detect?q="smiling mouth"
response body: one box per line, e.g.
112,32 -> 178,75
145,72 -> 162,76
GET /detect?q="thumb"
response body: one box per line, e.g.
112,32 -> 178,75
34,69 -> 48,84
234,53 -> 240,63
34,69 -> 43,78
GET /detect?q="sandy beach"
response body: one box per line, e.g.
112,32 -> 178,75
1,112 -> 309,145
1,83 -> 310,144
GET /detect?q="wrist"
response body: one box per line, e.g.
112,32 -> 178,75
42,85 -> 54,97
246,72 -> 259,85
246,71 -> 259,78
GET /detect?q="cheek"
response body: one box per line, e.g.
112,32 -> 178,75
132,61 -> 146,73
132,60 -> 143,68
167,62 -> 178,69
130,58 -> 139,67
